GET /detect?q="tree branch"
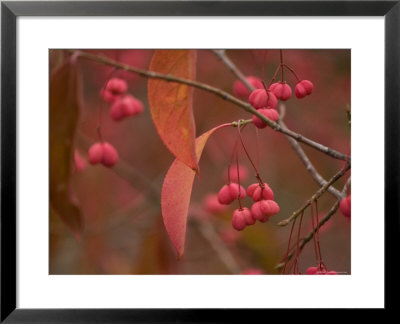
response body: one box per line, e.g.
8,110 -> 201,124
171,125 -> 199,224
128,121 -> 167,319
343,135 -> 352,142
275,177 -> 351,270
69,50 -> 349,162
277,162 -> 351,227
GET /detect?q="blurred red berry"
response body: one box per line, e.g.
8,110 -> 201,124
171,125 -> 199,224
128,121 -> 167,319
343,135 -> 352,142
110,94 -> 144,121
74,150 -> 86,172
203,193 -> 228,214
88,142 -> 119,167
339,195 -> 351,218
233,76 -> 263,98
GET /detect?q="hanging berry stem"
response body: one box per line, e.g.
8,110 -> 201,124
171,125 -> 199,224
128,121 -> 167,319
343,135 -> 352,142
280,50 -> 284,82
282,218 -> 297,274
310,201 -> 320,264
227,139 -> 239,184
293,211 -> 304,274
235,149 -> 243,210
237,122 -> 262,182
315,200 -> 323,265
282,64 -> 300,82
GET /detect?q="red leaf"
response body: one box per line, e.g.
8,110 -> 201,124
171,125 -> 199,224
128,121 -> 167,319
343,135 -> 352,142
50,55 -> 83,238
148,50 -> 199,172
161,124 -> 230,259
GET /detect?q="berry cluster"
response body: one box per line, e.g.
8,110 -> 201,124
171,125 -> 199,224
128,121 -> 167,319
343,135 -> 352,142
233,54 -> 314,130
88,77 -> 144,168
100,77 -> 143,122
217,180 -> 280,231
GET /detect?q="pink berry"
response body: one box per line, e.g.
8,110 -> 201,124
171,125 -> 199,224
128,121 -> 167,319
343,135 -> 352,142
102,142 -> 119,167
270,82 -> 292,101
110,95 -> 144,121
74,150 -> 86,172
233,76 -> 263,98
232,209 -> 247,231
306,266 -> 318,274
217,185 -> 235,205
246,183 -> 259,197
220,228 -> 240,245
326,270 -> 338,275
252,184 -> 274,201
203,194 -> 227,214
241,207 -> 256,226
227,164 -> 249,182
295,80 -> 314,99
259,200 -> 280,216
241,268 -> 264,274
259,215 -> 271,223
339,195 -> 351,218
106,78 -> 128,95
252,108 -> 280,129
250,201 -> 264,221
228,183 -> 246,200
100,88 -> 121,103
88,143 -> 104,165
249,89 -> 278,109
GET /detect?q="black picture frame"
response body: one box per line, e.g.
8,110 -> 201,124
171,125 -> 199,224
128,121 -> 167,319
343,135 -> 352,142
1,0 -> 399,321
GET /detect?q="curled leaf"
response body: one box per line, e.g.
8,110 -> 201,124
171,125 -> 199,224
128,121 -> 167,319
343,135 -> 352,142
161,124 -> 230,259
148,50 -> 198,171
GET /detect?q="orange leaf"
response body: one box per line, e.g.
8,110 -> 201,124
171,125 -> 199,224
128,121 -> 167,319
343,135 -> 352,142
50,55 -> 83,238
161,123 -> 230,259
148,50 -> 198,172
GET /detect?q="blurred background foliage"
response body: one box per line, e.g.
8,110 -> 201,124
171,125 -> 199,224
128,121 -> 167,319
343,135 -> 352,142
50,49 -> 350,274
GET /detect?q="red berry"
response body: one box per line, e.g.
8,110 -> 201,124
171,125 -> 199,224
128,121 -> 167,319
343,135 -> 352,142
110,95 -> 144,121
270,82 -> 292,101
232,209 -> 247,231
227,164 -> 249,182
339,195 -> 351,218
217,185 -> 235,205
250,201 -> 264,221
252,108 -> 280,129
240,268 -> 264,274
228,183 -> 246,200
326,270 -> 338,275
74,150 -> 86,172
233,76 -> 263,98
203,194 -> 227,214
100,88 -> 121,103
246,183 -> 259,197
259,200 -> 280,216
249,89 -> 278,109
106,78 -> 128,95
252,184 -> 274,201
88,143 -> 104,165
102,142 -> 119,167
306,266 -> 318,274
241,207 -> 256,225
295,80 -> 313,99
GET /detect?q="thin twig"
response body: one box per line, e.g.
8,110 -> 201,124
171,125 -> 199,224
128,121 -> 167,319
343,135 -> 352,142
69,50 -> 349,161
275,177 -> 351,270
213,49 -> 253,91
277,163 -> 351,227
